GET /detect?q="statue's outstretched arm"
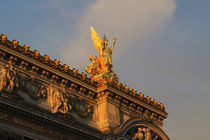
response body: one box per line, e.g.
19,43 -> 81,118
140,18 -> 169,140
110,37 -> 116,53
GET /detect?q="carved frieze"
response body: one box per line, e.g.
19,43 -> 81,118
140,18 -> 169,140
0,64 -> 18,94
125,126 -> 161,140
49,85 -> 94,118
51,85 -> 72,114
19,76 -> 48,100
73,98 -> 93,118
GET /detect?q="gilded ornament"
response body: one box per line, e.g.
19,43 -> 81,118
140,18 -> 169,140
23,45 -> 30,53
146,96 -> 151,103
54,59 -> 60,68
152,99 -> 158,106
85,26 -> 118,84
0,34 -> 7,44
117,82 -> 122,89
63,64 -> 69,72
131,89 -> 137,96
34,50 -> 40,58
81,72 -> 87,80
72,68 -> 78,76
12,40 -> 19,49
139,92 -> 144,100
107,77 -> 114,85
159,103 -> 164,110
43,55 -> 50,63
124,85 -> 129,93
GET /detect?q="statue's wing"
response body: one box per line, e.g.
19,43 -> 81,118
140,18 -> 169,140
90,26 -> 102,53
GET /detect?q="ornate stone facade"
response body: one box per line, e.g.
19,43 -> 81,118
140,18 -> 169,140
0,34 -> 169,140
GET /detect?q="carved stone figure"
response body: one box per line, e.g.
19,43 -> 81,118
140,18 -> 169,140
141,110 -> 151,121
37,85 -> 48,98
153,135 -> 159,140
0,65 -> 7,92
85,55 -> 99,78
0,65 -> 18,93
51,85 -> 72,114
73,99 -> 94,118
84,104 -> 93,117
133,128 -> 144,140
85,26 -> 118,83
129,127 -> 161,140
23,45 -> 30,53
145,128 -> 152,140
0,34 -> 7,43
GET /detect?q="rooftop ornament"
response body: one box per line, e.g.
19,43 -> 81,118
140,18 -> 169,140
0,34 -> 7,44
34,50 -> 40,59
63,64 -> 69,72
44,55 -> 50,63
23,45 -> 30,53
85,26 -> 118,84
54,59 -> 60,68
12,40 -> 19,49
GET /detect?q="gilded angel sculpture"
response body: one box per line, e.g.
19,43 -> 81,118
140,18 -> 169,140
85,26 -> 118,82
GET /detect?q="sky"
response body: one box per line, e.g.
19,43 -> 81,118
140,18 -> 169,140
0,0 -> 210,139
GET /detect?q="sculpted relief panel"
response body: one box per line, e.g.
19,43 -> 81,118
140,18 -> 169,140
125,126 -> 161,140
0,64 -> 48,101
0,64 -> 94,120
50,85 -> 72,114
19,76 -> 48,100
48,85 -> 94,118
0,65 -> 18,94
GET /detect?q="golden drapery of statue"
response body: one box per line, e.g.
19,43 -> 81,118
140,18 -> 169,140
85,26 -> 118,83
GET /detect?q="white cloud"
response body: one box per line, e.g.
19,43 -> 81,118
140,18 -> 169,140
59,0 -> 176,70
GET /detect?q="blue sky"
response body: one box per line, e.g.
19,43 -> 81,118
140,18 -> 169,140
0,0 -> 210,139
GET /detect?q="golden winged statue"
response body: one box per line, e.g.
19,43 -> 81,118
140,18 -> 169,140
85,26 -> 118,83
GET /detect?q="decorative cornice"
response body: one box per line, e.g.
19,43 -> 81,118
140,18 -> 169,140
0,34 -> 167,118
97,84 -> 167,118
0,34 -> 97,90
